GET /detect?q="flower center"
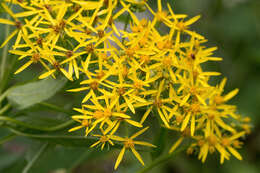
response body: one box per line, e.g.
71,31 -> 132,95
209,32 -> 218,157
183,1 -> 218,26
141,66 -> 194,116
93,110 -> 104,119
98,30 -> 105,38
118,87 -> 126,96
31,53 -> 40,63
104,109 -> 112,117
66,50 -> 73,58
15,21 -> 22,29
176,21 -> 186,31
90,81 -> 99,90
81,119 -> 90,127
124,138 -> 134,148
153,98 -> 162,107
86,44 -> 94,53
208,135 -> 217,146
100,136 -> 109,143
190,103 -> 200,113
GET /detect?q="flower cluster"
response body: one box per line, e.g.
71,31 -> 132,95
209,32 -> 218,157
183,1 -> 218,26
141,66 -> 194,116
0,0 -> 251,170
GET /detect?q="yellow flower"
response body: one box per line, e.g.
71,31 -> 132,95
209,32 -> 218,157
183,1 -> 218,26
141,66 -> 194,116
0,2 -> 27,48
67,60 -> 115,103
145,0 -> 171,26
196,131 -> 246,164
111,127 -> 156,170
71,94 -> 132,135
69,118 -> 94,137
9,32 -> 52,75
90,129 -> 115,150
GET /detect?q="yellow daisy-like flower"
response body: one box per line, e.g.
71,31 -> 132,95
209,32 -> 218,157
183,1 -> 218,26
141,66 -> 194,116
111,127 -> 156,170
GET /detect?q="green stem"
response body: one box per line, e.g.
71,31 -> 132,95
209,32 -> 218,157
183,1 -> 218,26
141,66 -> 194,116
137,147 -> 186,173
0,89 -> 10,103
68,150 -> 94,172
48,119 -> 75,131
0,15 -> 11,108
122,13 -> 131,44
8,128 -> 153,152
0,115 -> 75,132
22,143 -> 49,173
0,15 -> 10,84
38,102 -> 74,115
0,103 -> 11,114
0,133 -> 17,145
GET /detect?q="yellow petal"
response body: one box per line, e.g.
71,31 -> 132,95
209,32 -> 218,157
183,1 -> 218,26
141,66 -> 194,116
201,144 -> 209,163
169,137 -> 184,153
215,117 -> 235,132
112,112 -> 131,119
110,135 -> 125,141
131,126 -> 149,139
14,10 -> 43,18
124,96 -> 135,114
131,147 -> 144,166
9,50 -> 30,55
157,108 -> 169,128
185,15 -> 201,26
82,91 -> 93,103
0,18 -> 15,25
0,29 -> 18,48
207,57 -> 223,61
129,94 -> 146,103
223,89 -> 239,101
196,94 -> 207,106
185,30 -> 204,39
90,141 -> 101,148
67,87 -> 89,92
227,146 -> 242,160
180,93 -> 190,106
229,132 -> 245,141
68,125 -> 83,132
219,78 -> 227,91
200,72 -> 221,76
114,147 -> 126,170
181,112 -> 191,131
38,69 -> 56,79
14,60 -> 33,74
175,31 -> 181,48
190,115 -> 195,136
60,68 -> 73,81
125,119 -> 143,127
73,1 -> 102,10
140,107 -> 152,124
72,115 -> 92,119
134,141 -> 156,148
73,59 -> 79,79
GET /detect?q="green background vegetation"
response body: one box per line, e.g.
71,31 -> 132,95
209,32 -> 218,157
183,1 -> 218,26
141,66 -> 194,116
0,0 -> 259,172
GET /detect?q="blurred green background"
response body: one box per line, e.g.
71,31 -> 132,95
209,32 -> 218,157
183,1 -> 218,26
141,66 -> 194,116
0,0 -> 259,172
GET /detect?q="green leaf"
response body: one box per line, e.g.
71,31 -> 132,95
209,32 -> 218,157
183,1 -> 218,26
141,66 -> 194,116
7,77 -> 67,110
